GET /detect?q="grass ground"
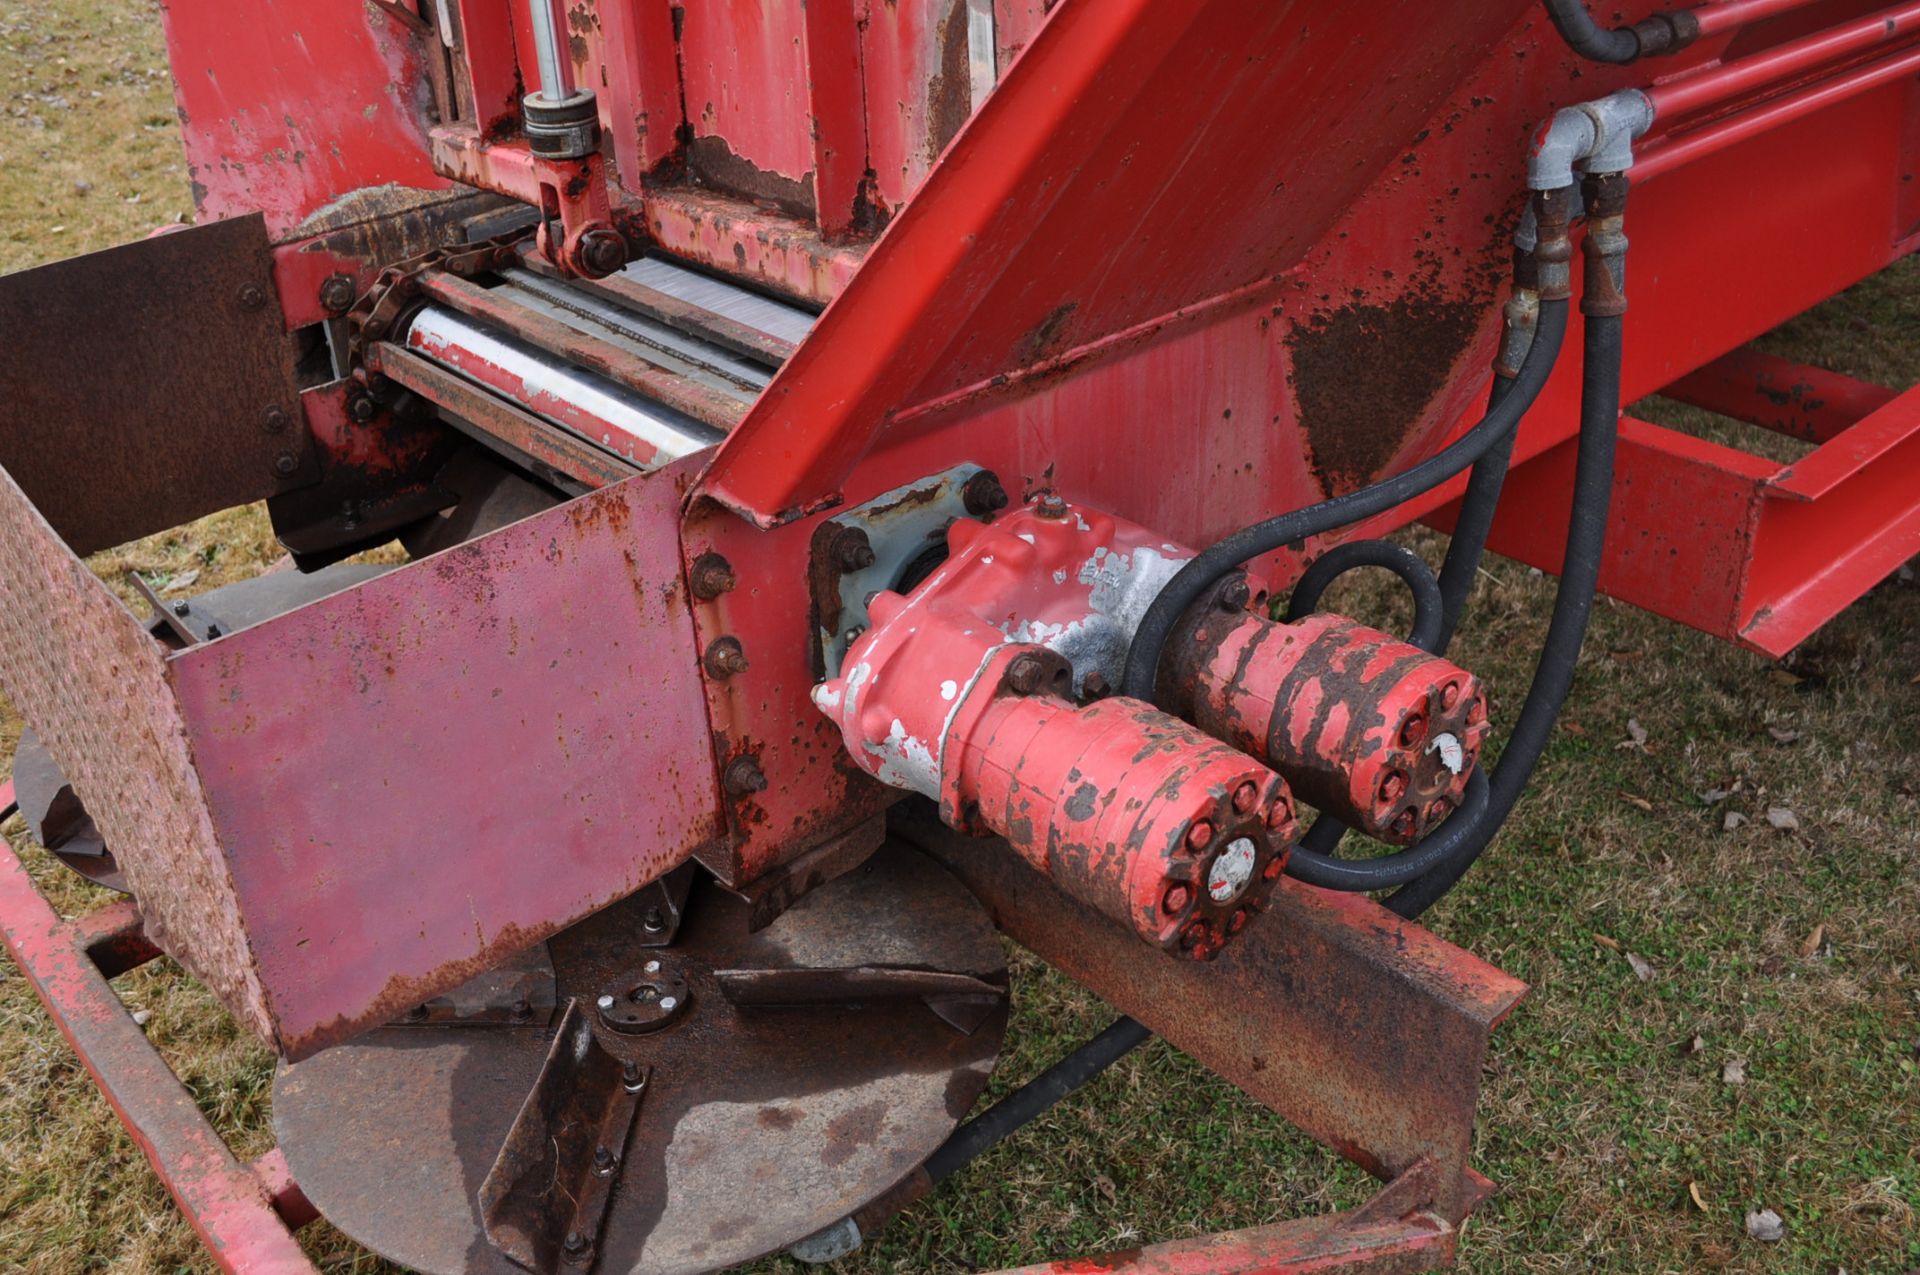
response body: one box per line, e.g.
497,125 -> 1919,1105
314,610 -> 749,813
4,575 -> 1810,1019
1,1 -> 1916,1271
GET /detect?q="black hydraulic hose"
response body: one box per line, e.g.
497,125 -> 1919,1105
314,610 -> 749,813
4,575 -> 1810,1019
1541,0 -> 1701,64
1385,305 -> 1622,919
1432,375 -> 1520,652
1119,297 -> 1571,706
922,1016 -> 1153,1186
1284,767 -> 1492,891
1283,539 -> 1445,652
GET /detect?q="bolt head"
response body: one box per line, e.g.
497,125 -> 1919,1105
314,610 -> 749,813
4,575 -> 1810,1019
689,552 -> 738,599
318,273 -> 357,314
272,452 -> 299,478
1006,654 -> 1045,695
1185,820 -> 1214,851
345,392 -> 377,423
1217,578 -> 1251,612
961,470 -> 1009,515
1232,780 -> 1259,813
577,228 -> 629,279
1034,493 -> 1068,519
834,528 -> 877,572
1162,883 -> 1191,914
1080,671 -> 1111,700
596,994 -> 616,1011
237,282 -> 267,310
262,406 -> 290,434
658,996 -> 678,1011
644,959 -> 662,974
724,757 -> 768,796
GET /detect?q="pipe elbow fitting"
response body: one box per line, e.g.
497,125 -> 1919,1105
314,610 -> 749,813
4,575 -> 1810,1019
1526,89 -> 1655,190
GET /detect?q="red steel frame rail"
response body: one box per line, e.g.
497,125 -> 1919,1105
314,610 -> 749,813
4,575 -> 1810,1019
0,779 -> 320,1274
2,771 -> 1521,1274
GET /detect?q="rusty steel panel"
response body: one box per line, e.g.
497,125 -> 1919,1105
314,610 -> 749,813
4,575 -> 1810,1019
0,214 -> 311,556
164,468 -> 723,1057
0,463 -> 279,1041
902,808 -> 1524,1220
156,1 -> 450,240
694,0 -> 1538,523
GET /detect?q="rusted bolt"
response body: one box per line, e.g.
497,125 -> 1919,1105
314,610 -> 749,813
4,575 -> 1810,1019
1262,856 -> 1285,881
833,526 -> 876,573
593,1145 -> 616,1176
262,405 -> 290,434
1162,883 -> 1191,914
402,1004 -> 428,1023
237,282 -> 267,311
724,756 -> 768,797
562,1231 -> 589,1264
642,908 -> 665,933
688,552 -> 738,599
1228,908 -> 1249,935
1232,780 -> 1259,814
318,273 -> 357,315
961,470 -> 1009,516
361,318 -> 388,343
272,452 -> 299,478
1440,681 -> 1461,710
1392,810 -> 1419,839
1265,800 -> 1292,829
1034,493 -> 1068,519
622,1060 -> 645,1092
1378,771 -> 1408,805
1217,577 -> 1251,612
510,998 -> 532,1022
1005,654 -> 1048,696
171,600 -> 190,617
577,228 -> 629,278
704,637 -> 750,679
1181,920 -> 1211,951
1426,798 -> 1452,826
1185,820 -> 1214,851
1081,670 -> 1110,700
345,390 -> 377,423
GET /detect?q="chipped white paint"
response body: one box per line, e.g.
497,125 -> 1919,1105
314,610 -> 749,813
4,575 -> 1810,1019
1207,837 -> 1258,903
1429,731 -> 1466,775
939,679 -> 958,701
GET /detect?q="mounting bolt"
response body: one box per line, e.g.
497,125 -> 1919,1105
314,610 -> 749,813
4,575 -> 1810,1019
272,452 -> 299,478
318,273 -> 357,315
961,470 -> 1009,516
1034,493 -> 1068,519
345,390 -> 377,423
1232,781 -> 1259,814
262,406 -> 290,434
596,994 -> 616,1011
1185,820 -> 1214,851
1005,654 -> 1046,695
622,1060 -> 646,1093
562,1231 -> 589,1264
1080,671 -> 1110,700
510,998 -> 532,1022
704,636 -> 750,679
688,552 -> 738,599
236,282 -> 267,311
592,1146 -> 616,1176
833,526 -> 877,573
171,600 -> 190,617
1217,577 -> 1251,612
577,228 -> 629,279
724,756 -> 768,797
644,959 -> 662,974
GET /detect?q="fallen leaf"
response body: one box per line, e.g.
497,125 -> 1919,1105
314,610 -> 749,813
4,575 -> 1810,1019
1723,811 -> 1748,831
1092,1174 -> 1116,1202
1766,806 -> 1800,831
1618,718 -> 1649,750
1622,792 -> 1654,813
1745,1208 -> 1784,1243
1684,1033 -> 1705,1056
1626,952 -> 1655,982
162,568 -> 200,594
1722,1057 -> 1747,1085
1798,924 -> 1826,958
131,1009 -> 152,1028
1766,725 -> 1801,744
1768,668 -> 1804,688
1688,1180 -> 1709,1211
1561,720 -> 1588,737
1698,787 -> 1732,805
1593,932 -> 1621,951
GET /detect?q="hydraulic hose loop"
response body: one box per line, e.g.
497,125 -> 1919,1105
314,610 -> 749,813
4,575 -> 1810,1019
1118,288 -> 1570,707
1384,176 -> 1632,919
1283,540 -> 1446,651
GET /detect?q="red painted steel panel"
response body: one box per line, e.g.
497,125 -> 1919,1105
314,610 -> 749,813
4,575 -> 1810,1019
678,0 -> 818,214
695,0 -> 1539,523
161,467 -> 721,1056
157,0 -> 450,241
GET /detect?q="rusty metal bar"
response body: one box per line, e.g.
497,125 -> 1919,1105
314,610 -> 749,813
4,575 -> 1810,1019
371,343 -> 640,489
0,803 -> 321,1275
900,809 -> 1524,1223
516,250 -> 799,368
417,272 -> 753,430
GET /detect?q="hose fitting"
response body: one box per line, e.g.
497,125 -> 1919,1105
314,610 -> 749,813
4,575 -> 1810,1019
1580,172 -> 1632,317
1530,185 -> 1579,304
1527,89 -> 1656,190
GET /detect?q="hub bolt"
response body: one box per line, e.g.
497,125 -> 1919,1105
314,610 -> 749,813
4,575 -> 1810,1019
1005,654 -> 1046,695
1232,780 -> 1259,813
1185,820 -> 1214,851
